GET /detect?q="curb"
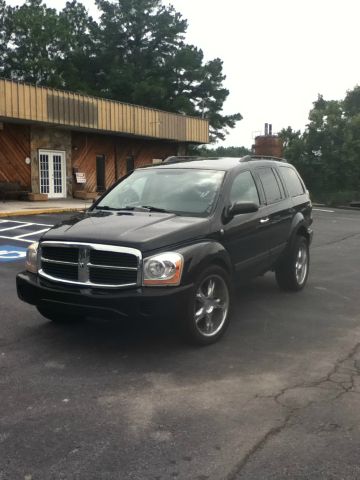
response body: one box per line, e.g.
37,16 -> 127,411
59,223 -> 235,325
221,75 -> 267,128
333,205 -> 360,211
313,203 -> 360,211
0,207 -> 86,218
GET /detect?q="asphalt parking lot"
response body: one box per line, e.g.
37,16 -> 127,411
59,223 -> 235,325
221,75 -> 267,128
1,208 -> 360,480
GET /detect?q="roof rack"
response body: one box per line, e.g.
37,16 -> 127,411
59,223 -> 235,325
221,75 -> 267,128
240,155 -> 287,163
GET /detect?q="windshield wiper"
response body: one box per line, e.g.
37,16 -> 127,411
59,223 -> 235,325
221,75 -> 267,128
94,205 -> 121,211
94,205 -> 173,214
94,205 -> 138,211
138,205 -> 172,213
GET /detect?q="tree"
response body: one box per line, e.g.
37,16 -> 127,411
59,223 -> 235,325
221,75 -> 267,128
280,89 -> 360,198
191,145 -> 251,157
1,0 -> 61,86
94,0 -> 241,140
56,1 -> 99,93
0,0 -> 241,141
0,0 -> 11,75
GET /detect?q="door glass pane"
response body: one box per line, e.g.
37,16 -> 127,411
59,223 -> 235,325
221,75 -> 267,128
39,154 -> 50,194
230,171 -> 260,205
257,167 -> 282,204
53,155 -> 63,194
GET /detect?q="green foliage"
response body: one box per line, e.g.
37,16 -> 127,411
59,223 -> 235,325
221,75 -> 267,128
0,0 -> 241,141
190,145 -> 251,158
279,88 -> 360,203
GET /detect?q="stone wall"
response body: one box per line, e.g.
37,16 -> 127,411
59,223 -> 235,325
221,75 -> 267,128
30,126 -> 72,196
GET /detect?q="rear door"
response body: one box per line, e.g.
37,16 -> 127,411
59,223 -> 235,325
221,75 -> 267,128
277,165 -> 312,225
255,166 -> 294,260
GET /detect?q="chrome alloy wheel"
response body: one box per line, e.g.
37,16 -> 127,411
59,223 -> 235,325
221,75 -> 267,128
295,244 -> 308,286
194,274 -> 229,337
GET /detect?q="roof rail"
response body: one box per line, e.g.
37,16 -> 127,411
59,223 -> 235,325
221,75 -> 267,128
163,156 -> 200,164
240,155 -> 287,163
163,156 -> 221,164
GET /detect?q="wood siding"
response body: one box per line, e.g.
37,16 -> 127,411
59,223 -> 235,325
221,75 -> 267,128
0,123 -> 31,188
72,132 -> 116,193
72,132 -> 177,192
0,79 -> 209,144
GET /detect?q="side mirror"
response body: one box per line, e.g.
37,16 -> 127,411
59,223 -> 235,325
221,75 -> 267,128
229,201 -> 259,216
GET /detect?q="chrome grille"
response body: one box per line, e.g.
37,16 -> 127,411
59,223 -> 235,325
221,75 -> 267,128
89,250 -> 137,268
39,242 -> 141,288
42,246 -> 78,263
89,267 -> 137,285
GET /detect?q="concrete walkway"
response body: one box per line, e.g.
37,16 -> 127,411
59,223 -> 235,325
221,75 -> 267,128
0,198 -> 93,217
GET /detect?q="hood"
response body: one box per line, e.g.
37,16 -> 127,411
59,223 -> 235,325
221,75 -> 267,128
41,210 -> 210,252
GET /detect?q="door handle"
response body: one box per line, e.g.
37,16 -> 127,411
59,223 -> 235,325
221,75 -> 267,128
259,217 -> 270,224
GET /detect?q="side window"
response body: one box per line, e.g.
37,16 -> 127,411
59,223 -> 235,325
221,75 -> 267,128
257,167 -> 282,204
279,167 -> 305,197
229,171 -> 260,205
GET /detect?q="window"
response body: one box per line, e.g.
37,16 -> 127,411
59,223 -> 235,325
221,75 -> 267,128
97,168 -> 225,217
279,167 -> 305,197
229,171 -> 259,205
257,167 -> 282,204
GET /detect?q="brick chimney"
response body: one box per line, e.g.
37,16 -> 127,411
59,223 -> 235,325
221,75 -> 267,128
253,123 -> 283,157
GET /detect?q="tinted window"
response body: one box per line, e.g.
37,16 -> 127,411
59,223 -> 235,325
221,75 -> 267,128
257,168 -> 282,204
230,171 -> 259,205
279,167 -> 305,197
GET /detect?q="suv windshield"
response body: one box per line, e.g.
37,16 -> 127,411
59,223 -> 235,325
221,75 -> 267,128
95,168 -> 225,217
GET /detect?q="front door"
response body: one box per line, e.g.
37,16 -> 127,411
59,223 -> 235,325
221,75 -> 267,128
222,169 -> 271,278
39,150 -> 66,199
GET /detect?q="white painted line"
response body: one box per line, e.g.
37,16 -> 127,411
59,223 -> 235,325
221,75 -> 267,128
0,223 -> 32,232
0,235 -> 33,243
313,208 -> 335,213
2,219 -> 54,227
14,228 -> 50,239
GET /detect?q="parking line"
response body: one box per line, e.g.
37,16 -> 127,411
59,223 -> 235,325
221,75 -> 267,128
0,220 -> 54,244
0,235 -> 34,243
313,208 -> 335,213
2,219 -> 54,227
0,223 -> 32,232
14,228 -> 50,239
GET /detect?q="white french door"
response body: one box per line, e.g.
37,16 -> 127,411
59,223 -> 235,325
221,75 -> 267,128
39,150 -> 67,199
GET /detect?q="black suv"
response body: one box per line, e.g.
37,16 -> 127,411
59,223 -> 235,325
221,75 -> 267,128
17,155 -> 313,345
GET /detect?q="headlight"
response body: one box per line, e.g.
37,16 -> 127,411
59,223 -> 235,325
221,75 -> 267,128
25,242 -> 39,274
143,252 -> 183,286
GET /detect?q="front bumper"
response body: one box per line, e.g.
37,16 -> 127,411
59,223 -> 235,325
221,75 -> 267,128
16,272 -> 193,320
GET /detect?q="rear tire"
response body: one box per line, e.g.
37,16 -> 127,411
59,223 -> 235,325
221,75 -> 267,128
181,265 -> 232,346
275,236 -> 309,291
37,305 -> 84,324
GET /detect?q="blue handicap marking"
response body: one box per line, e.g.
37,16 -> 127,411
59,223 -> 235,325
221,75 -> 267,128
0,245 -> 27,263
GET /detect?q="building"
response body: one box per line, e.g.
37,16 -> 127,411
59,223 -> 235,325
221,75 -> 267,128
0,79 -> 208,200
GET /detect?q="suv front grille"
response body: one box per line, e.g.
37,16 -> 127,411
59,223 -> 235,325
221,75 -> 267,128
39,242 -> 141,288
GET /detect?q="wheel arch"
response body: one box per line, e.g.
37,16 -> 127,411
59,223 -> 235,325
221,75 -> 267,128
178,241 -> 233,285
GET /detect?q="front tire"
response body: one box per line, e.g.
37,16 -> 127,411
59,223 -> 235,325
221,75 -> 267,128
182,266 -> 231,345
275,235 -> 309,291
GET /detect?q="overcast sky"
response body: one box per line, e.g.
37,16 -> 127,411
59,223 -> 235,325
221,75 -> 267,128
8,0 -> 360,147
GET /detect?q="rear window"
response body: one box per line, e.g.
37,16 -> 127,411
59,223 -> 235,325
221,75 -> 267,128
279,167 -> 305,197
